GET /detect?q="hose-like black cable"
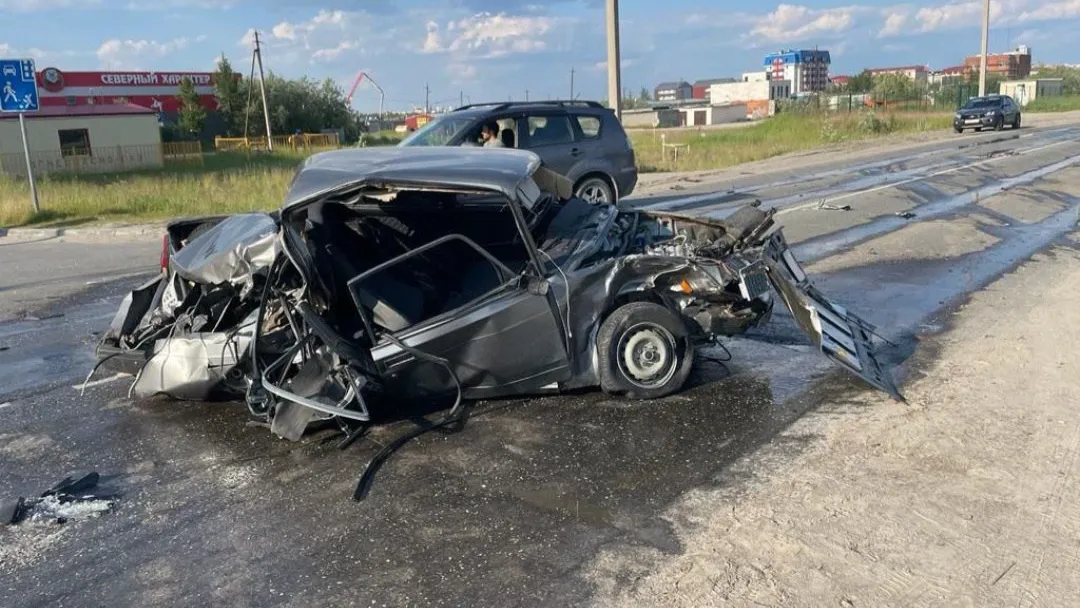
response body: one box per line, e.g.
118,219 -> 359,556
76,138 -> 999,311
352,333 -> 468,502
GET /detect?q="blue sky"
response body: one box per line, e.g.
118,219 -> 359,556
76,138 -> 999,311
1,0 -> 1077,112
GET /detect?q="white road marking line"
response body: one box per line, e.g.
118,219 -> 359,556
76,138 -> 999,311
72,372 -> 131,391
635,132 -> 1077,216
777,138 -> 1074,216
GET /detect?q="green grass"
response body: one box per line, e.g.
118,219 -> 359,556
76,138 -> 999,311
1,112 -> 951,227
1,152 -> 306,227
1024,96 -> 1080,113
629,111 -> 953,173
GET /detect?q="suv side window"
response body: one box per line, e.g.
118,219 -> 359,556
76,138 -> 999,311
574,114 -> 602,139
524,114 -> 575,147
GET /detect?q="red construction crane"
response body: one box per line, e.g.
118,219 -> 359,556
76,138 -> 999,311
345,71 -> 385,115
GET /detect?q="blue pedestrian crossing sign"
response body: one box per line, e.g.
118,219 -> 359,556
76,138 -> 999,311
0,58 -> 40,113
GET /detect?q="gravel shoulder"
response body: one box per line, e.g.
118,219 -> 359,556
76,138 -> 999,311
586,241 -> 1080,607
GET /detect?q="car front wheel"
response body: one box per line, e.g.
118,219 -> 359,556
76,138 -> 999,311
597,302 -> 695,400
575,176 -> 614,204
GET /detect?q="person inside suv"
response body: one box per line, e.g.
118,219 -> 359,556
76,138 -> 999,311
481,121 -> 505,148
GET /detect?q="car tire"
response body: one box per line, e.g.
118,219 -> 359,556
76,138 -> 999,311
1013,114 -> 1021,129
597,302 -> 695,400
994,116 -> 1005,131
954,126 -> 963,134
575,176 -> 615,204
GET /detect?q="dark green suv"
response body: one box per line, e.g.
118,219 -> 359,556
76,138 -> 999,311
399,100 -> 637,203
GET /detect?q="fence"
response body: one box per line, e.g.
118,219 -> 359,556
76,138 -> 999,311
0,141 -> 203,178
214,133 -> 341,152
777,83 -> 992,116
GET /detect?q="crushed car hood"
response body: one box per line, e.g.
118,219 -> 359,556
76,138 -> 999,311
284,147 -> 553,209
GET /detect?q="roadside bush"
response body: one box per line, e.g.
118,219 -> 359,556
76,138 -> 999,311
819,119 -> 845,143
858,110 -> 897,135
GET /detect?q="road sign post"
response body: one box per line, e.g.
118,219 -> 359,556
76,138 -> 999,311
18,113 -> 40,213
1,57 -> 42,214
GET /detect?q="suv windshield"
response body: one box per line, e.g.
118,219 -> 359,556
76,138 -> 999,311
962,97 -> 1003,110
398,115 -> 475,146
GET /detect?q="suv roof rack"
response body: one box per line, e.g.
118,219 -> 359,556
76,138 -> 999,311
452,100 -> 606,112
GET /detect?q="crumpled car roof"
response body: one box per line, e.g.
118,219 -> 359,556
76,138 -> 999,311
283,147 -> 544,209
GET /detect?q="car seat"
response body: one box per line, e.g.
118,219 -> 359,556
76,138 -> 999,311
500,128 -> 515,148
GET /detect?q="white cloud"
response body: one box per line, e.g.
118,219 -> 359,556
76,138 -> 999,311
123,0 -> 240,10
878,10 -> 910,37
96,37 -> 202,70
750,4 -> 860,43
271,22 -> 298,41
238,9 -> 392,66
1018,0 -> 1080,22
312,41 -> 358,62
422,11 -> 560,58
910,0 -> 1045,33
914,1 -> 983,32
421,21 -> 443,54
0,0 -> 101,12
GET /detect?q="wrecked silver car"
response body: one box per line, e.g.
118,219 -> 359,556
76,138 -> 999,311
92,147 -> 901,498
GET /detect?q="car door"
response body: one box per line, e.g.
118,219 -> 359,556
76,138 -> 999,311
362,233 -> 572,400
1008,97 -> 1020,120
519,111 -> 580,179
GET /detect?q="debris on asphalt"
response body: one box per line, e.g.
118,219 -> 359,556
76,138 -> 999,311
896,211 -> 917,219
2,472 -> 117,526
816,199 -> 852,211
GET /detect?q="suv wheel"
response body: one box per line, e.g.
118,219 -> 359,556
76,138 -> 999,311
575,176 -> 614,204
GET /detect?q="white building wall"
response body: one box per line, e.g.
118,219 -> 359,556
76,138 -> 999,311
710,81 -> 772,104
0,114 -> 163,175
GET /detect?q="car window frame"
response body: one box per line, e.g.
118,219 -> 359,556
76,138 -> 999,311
521,110 -> 577,149
571,112 -> 603,141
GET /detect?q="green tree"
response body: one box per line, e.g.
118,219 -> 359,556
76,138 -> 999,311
212,55 -> 244,135
638,87 -> 651,104
873,73 -> 916,101
177,76 -> 207,137
1032,65 -> 1080,94
847,70 -> 874,94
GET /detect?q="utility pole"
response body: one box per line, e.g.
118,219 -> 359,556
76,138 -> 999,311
605,0 -> 622,120
978,0 -> 991,97
424,83 -> 430,114
569,68 -> 575,99
244,42 -> 257,139
525,89 -> 530,101
253,30 -> 274,151
460,90 -> 464,107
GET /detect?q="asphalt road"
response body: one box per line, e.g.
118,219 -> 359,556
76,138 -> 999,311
2,122 -> 1080,607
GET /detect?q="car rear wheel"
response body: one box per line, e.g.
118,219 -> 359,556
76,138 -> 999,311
575,176 -> 614,204
597,302 -> 695,400
1013,114 -> 1021,129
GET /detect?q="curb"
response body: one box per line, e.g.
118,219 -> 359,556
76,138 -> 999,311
0,224 -> 163,240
